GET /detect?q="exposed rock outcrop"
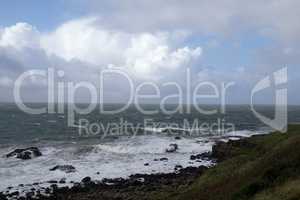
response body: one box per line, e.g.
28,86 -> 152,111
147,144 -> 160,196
6,147 -> 42,160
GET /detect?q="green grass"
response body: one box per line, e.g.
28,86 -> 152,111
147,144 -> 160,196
147,124 -> 300,200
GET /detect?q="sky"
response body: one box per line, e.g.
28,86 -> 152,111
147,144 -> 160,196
0,0 -> 299,105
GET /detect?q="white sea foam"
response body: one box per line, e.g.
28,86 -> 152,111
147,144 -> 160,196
0,130 -> 265,194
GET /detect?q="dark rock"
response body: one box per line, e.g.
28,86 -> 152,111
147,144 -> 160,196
175,136 -> 181,140
102,178 -> 126,186
160,157 -> 168,161
48,180 -> 58,184
59,178 -> 66,184
153,158 -> 159,161
56,186 -> 69,193
190,152 -> 211,160
144,163 -> 149,166
166,144 -> 178,153
45,188 -> 51,194
49,165 -> 76,173
50,184 -> 58,191
25,192 -> 34,198
174,165 -> 183,170
0,192 -> 8,200
81,177 -> 91,183
10,191 -> 19,196
6,147 -> 42,160
96,172 -> 100,175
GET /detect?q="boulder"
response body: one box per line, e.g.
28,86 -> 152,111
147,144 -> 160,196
47,180 -> 58,184
59,178 -> 66,184
49,165 -> 76,173
6,147 -> 42,160
166,144 -> 178,153
190,152 -> 211,160
81,177 -> 91,184
174,165 -> 183,171
160,157 -> 168,161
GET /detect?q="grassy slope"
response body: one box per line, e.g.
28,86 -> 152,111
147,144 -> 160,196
173,124 -> 300,200
151,124 -> 300,200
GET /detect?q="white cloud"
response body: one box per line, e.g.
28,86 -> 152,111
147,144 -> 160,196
80,0 -> 300,45
40,18 -> 202,79
0,23 -> 40,50
124,33 -> 201,78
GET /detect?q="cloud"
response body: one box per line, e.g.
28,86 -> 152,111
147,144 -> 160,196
0,18 -> 203,101
41,17 -> 202,79
0,18 -> 202,79
77,0 -> 300,44
0,1 -> 299,104
0,23 -> 40,50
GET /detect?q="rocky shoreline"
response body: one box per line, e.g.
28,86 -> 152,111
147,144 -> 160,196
0,165 -> 209,200
0,137 -> 255,200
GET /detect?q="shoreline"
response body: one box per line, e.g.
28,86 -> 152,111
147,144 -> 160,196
0,135 -> 237,200
1,127 -> 291,200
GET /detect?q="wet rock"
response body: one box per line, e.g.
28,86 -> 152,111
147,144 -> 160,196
166,144 -> 178,153
144,163 -> 149,166
49,165 -> 76,173
0,192 -> 8,200
50,184 -> 58,191
102,178 -> 126,186
45,188 -> 51,194
81,177 -> 91,184
48,180 -> 58,184
174,165 -> 183,171
175,136 -> 181,140
10,191 -> 19,196
6,147 -> 42,160
56,186 -> 69,193
96,172 -> 100,175
25,192 -> 34,198
190,152 -> 211,160
59,178 -> 66,184
160,157 -> 168,161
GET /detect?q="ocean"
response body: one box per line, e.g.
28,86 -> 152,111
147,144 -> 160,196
1,103 -> 300,193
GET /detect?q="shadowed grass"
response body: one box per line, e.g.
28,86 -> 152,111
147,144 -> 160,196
172,124 -> 300,200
